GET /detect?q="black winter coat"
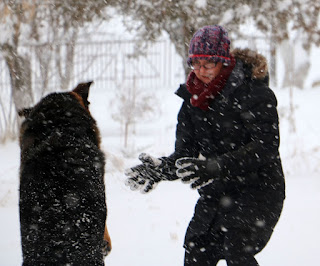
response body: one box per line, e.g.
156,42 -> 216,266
168,49 -> 285,253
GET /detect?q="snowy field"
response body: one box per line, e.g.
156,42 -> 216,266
1,83 -> 320,265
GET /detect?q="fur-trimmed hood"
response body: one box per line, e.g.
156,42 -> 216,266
176,48 -> 270,101
232,48 -> 268,80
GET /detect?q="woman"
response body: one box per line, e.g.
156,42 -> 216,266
125,25 -> 285,266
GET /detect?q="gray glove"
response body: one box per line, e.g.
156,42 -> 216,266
175,156 -> 221,189
125,153 -> 169,193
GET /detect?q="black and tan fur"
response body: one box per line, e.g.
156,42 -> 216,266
19,82 -> 111,265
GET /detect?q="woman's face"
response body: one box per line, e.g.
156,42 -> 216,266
192,59 -> 223,84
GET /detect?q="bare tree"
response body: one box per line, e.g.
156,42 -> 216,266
114,0 -> 245,77
0,88 -> 17,143
0,1 -> 35,112
114,0 -> 319,85
112,76 -> 157,149
0,0 -> 108,141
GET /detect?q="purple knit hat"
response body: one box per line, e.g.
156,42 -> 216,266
188,25 -> 231,66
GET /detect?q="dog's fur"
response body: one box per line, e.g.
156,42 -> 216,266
19,82 -> 111,265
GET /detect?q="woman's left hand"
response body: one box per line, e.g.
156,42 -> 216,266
175,157 -> 221,189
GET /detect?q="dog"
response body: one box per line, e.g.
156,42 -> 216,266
19,81 -> 111,265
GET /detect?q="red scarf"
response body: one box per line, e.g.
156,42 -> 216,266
186,56 -> 236,110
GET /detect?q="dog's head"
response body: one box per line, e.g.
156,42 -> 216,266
18,81 -> 100,157
18,81 -> 94,118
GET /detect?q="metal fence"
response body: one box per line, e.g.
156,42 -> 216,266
0,39 -> 186,97
0,36 -> 273,96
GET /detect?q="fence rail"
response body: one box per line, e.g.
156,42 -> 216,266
0,37 -> 272,96
0,39 -> 185,97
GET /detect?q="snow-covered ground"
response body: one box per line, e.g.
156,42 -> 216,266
1,82 -> 320,265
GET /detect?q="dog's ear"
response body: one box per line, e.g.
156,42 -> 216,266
18,108 -> 33,118
72,81 -> 93,109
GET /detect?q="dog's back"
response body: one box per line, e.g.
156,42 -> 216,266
19,82 -> 109,265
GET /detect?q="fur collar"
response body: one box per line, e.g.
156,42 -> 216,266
232,48 -> 268,80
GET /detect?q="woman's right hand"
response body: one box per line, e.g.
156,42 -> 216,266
125,153 -> 167,193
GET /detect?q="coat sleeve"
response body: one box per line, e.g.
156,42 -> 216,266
218,79 -> 281,177
161,101 -> 199,181
169,101 -> 199,160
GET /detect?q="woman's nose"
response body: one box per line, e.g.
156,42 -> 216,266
199,66 -> 207,74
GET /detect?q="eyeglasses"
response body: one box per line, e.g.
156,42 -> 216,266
190,62 -> 217,70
